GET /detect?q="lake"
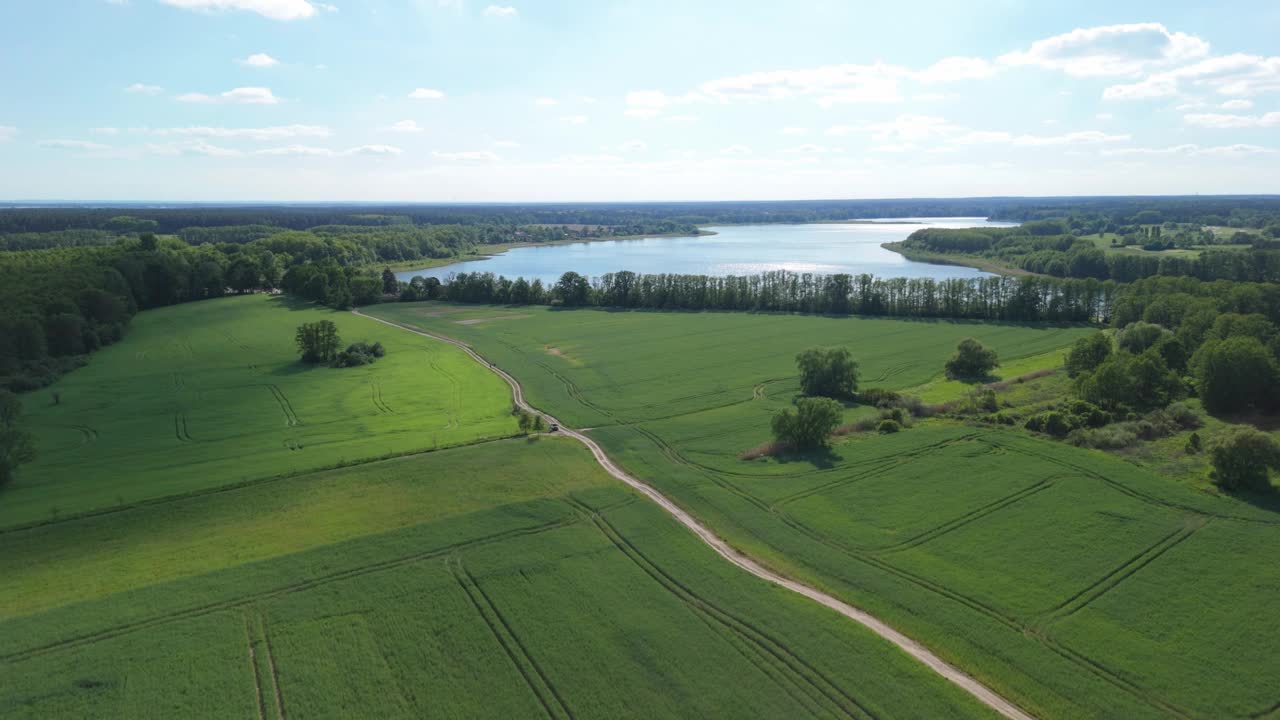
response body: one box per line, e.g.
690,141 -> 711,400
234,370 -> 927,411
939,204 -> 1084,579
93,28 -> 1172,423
396,217 -> 1015,285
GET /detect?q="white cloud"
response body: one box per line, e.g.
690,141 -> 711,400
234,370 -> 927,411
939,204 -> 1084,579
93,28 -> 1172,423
720,144 -> 752,155
998,23 -> 1209,77
1102,144 -> 1199,156
915,56 -> 997,83
1221,99 -> 1254,110
618,140 -> 648,153
345,144 -> 401,156
137,124 -> 330,140
557,154 -> 623,164
623,90 -> 705,118
239,53 -> 280,67
492,140 -> 520,148
257,144 -> 401,157
698,63 -> 905,106
560,115 -> 588,125
126,83 -> 163,95
386,119 -> 425,133
1105,143 -> 1275,158
1095,113 -> 1113,120
534,97 -> 558,107
185,140 -> 243,156
483,5 -> 517,19
780,127 -> 809,136
783,144 -> 835,154
1183,111 -> 1280,129
159,0 -> 322,21
91,127 -> 121,135
1105,53 -> 1280,99
39,139 -> 113,151
177,87 -> 281,104
861,114 -> 958,142
0,126 -> 18,142
1195,144 -> 1276,156
408,88 -> 445,100
433,150 -> 500,162
1011,130 -> 1130,146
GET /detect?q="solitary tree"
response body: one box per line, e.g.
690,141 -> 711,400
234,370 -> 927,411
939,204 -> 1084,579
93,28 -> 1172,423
295,320 -> 341,364
1209,426 -> 1279,493
796,347 -> 859,399
381,267 -> 398,295
0,390 -> 36,489
944,338 -> 999,380
771,397 -> 843,450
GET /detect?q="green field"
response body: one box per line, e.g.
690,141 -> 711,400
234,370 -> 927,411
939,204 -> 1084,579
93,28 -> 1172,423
367,301 -> 1280,720
5,294 -> 516,529
3,295 -> 1006,719
2,436 -> 994,719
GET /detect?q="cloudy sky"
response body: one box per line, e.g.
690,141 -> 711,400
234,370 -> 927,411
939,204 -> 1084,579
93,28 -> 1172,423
1,0 -> 1278,201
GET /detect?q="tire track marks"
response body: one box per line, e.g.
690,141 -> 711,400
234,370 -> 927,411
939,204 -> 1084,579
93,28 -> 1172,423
262,384 -> 301,427
451,557 -> 575,720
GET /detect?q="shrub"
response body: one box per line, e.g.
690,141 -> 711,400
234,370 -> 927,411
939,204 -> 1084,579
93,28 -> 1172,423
330,341 -> 386,368
1190,336 -> 1280,413
859,388 -> 900,408
944,338 -> 999,380
876,419 -> 902,434
771,397 -> 844,449
1209,426 -> 1280,493
1025,411 -> 1075,437
1068,424 -> 1139,450
1185,432 -> 1202,454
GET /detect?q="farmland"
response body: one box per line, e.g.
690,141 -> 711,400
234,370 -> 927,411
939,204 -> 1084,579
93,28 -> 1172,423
4,294 -> 516,528
1,295 -> 1001,719
367,301 -> 1280,720
0,435 -> 994,719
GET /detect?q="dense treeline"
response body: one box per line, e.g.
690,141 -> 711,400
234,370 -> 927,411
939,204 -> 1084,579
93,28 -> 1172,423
352,268 -> 1115,323
0,235 -> 289,391
900,222 -> 1280,283
5,196 -> 1280,234
0,230 -> 126,251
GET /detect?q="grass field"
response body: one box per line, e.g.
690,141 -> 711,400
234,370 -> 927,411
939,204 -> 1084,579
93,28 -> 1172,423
367,301 -> 1280,720
1,436 -> 995,719
5,294 -> 515,529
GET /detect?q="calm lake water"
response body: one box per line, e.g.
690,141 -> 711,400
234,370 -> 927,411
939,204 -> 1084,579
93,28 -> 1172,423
396,218 -> 1016,285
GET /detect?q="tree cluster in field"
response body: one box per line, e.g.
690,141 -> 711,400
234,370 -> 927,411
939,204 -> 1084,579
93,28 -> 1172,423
294,321 -> 385,368
944,338 -> 1000,380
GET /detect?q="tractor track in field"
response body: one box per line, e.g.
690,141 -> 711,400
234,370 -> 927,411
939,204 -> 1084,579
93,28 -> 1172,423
173,413 -> 195,443
0,517 -> 576,663
354,309 -> 1038,720
262,384 -> 301,427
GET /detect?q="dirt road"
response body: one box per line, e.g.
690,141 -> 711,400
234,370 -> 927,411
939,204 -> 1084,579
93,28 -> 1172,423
355,309 -> 1037,720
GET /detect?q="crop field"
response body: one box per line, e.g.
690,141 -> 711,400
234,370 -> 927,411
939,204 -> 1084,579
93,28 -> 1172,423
367,302 -> 1280,720
5,294 -> 515,529
1,436 -> 994,720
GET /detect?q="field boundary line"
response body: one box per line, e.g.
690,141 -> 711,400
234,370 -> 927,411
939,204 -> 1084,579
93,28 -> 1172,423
355,308 -> 1038,720
243,610 -> 269,720
259,610 -> 288,720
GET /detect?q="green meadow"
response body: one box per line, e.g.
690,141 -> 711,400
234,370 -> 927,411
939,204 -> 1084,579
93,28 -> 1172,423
5,294 -> 515,529
368,301 -> 1280,720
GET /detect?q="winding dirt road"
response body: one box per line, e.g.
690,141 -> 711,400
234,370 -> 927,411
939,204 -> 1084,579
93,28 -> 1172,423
355,309 -> 1036,720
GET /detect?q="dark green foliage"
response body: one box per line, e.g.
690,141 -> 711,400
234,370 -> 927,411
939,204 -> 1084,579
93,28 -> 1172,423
1117,322 -> 1170,354
1185,432 -> 1202,454
0,390 -> 36,488
1025,411 -> 1074,437
381,267 -> 398,295
1064,333 -> 1113,377
771,397 -> 843,449
859,388 -> 901,407
330,341 -> 385,368
295,320 -> 342,364
515,409 -> 547,434
1209,426 -> 1279,492
1190,336 -> 1279,413
796,347 -> 859,399
944,338 -> 998,380
1074,350 -> 1182,412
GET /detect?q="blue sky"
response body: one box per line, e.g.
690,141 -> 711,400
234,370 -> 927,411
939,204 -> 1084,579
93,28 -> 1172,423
1,0 -> 1278,201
